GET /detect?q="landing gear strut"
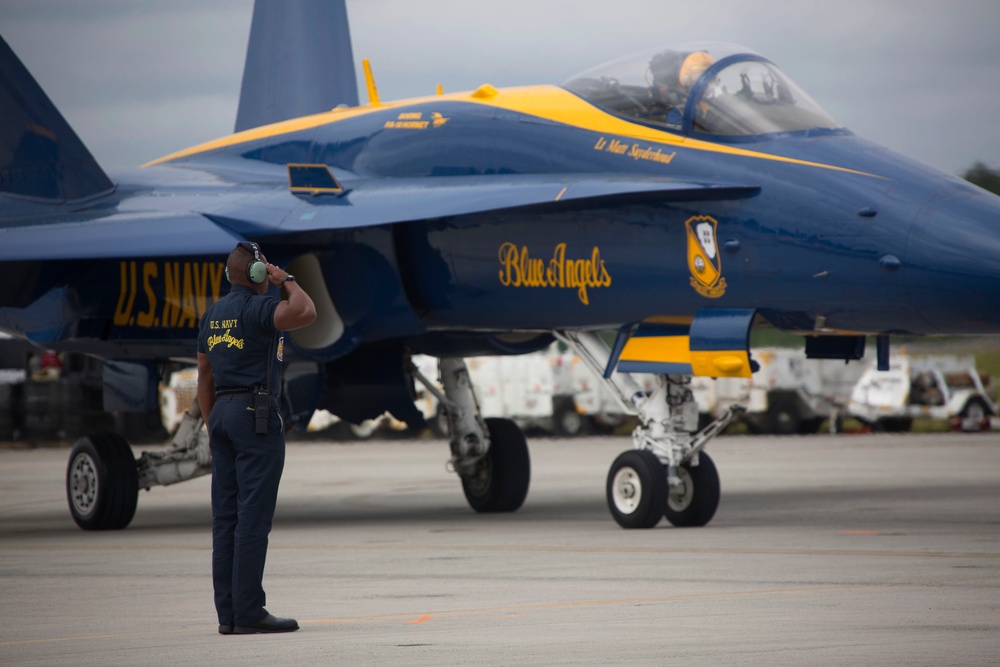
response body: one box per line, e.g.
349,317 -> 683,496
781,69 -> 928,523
65,401 -> 212,530
410,357 -> 530,512
560,331 -> 743,529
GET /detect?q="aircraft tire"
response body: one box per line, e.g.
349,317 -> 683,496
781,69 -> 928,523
606,449 -> 667,529
461,417 -> 530,512
66,432 -> 138,530
664,451 -> 720,528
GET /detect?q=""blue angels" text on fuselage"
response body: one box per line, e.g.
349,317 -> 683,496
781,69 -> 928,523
498,242 -> 612,305
114,260 -> 225,329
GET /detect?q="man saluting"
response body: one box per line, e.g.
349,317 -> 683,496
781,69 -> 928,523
197,242 -> 317,635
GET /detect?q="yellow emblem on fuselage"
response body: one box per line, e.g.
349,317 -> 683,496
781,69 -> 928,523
383,111 -> 449,130
685,215 -> 726,298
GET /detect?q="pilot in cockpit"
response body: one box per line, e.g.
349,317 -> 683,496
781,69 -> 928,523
648,50 -> 713,127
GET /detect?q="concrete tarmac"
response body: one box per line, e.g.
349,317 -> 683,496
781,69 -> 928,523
1,432 -> 998,666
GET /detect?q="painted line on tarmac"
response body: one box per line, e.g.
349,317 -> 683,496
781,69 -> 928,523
302,575 -> 1000,625
0,584 -> 862,647
2,575 -> 996,648
274,543 -> 1000,560
0,627 -> 225,648
2,542 -> 999,560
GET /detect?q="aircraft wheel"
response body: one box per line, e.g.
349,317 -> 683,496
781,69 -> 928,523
664,451 -> 720,527
462,417 -> 530,512
66,432 -> 138,530
606,450 -> 667,529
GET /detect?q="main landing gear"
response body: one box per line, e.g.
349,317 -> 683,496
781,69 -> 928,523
410,357 -> 530,513
560,331 -> 743,529
66,401 -> 212,530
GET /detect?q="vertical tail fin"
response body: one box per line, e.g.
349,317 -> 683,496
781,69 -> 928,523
0,35 -> 113,202
234,0 -> 360,132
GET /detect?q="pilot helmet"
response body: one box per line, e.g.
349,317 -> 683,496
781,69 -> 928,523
679,51 -> 713,89
649,50 -> 683,88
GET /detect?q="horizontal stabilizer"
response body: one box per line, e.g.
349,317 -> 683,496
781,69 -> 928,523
0,35 -> 113,203
616,308 -> 757,378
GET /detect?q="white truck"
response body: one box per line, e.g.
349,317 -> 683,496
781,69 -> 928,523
544,345 -> 864,437
161,345 -> 874,439
421,346 -> 863,437
847,353 -> 995,432
548,351 -> 654,436
689,347 -> 864,435
415,352 -> 556,437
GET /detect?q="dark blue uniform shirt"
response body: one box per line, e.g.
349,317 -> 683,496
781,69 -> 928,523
198,285 -> 281,394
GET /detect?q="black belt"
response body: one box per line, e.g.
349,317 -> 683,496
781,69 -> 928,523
215,387 -> 279,406
215,387 -> 254,398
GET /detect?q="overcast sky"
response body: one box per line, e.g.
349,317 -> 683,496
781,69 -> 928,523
2,0 -> 998,176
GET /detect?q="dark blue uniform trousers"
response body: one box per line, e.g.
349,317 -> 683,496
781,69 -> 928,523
209,394 -> 285,626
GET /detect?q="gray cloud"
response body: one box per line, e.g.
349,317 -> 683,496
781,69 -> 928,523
2,0 -> 998,174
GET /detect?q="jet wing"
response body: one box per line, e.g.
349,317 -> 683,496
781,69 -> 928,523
209,172 -> 761,236
0,171 -> 759,259
0,211 -> 244,261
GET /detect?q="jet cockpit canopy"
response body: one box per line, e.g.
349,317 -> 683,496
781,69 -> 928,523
561,42 -> 843,138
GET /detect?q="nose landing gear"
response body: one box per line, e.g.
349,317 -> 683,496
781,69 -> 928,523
560,331 -> 742,529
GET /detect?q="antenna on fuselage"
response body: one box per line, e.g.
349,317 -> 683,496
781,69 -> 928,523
362,59 -> 381,106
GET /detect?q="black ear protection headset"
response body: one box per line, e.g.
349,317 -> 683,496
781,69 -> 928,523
225,241 -> 268,285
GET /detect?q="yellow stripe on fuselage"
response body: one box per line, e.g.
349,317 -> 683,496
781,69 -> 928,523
145,85 -> 878,178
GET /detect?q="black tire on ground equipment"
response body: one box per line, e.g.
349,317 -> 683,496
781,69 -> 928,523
875,417 -> 912,432
767,398 -> 801,435
797,416 -> 824,435
959,398 -> 989,432
552,397 -> 590,437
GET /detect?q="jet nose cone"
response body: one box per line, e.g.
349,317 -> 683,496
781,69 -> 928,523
906,184 -> 1000,333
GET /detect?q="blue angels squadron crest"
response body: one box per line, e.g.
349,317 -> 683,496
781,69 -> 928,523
686,215 -> 726,298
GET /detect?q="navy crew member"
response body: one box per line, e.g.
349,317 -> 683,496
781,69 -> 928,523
197,242 -> 317,635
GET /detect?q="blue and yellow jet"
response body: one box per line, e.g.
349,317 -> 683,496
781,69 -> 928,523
2,2 -> 998,530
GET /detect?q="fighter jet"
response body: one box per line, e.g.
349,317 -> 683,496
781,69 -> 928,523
2,1 -> 998,530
